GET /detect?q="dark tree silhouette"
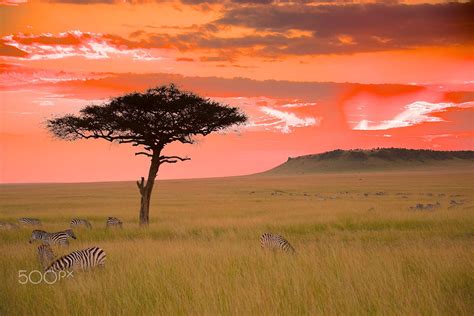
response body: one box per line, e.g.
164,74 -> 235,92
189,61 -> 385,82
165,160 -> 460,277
46,84 -> 247,226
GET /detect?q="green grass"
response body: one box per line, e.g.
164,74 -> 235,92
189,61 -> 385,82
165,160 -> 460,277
1,170 -> 473,315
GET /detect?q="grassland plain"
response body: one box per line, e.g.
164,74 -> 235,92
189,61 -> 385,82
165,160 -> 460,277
0,170 -> 473,315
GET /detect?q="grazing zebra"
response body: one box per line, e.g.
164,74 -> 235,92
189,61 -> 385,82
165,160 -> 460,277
18,217 -> 42,226
0,222 -> 18,230
45,247 -> 106,272
29,230 -> 49,243
260,233 -> 295,253
70,218 -> 92,229
37,243 -> 56,270
106,217 -> 122,228
29,229 -> 77,246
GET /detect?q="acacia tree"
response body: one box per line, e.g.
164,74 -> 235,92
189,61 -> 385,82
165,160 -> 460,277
47,84 -> 247,226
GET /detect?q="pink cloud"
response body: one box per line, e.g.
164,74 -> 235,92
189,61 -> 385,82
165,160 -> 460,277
281,102 -> 317,108
211,96 -> 319,134
1,31 -> 161,61
354,101 -> 474,131
258,106 -> 318,133
0,0 -> 26,5
0,63 -> 106,87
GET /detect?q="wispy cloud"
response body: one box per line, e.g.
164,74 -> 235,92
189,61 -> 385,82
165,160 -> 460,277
4,111 -> 34,115
0,0 -> 27,6
281,102 -> 317,108
33,99 -> 55,106
257,106 -> 318,133
354,101 -> 474,130
421,134 -> 454,142
1,31 -> 161,60
0,63 -> 106,87
211,96 -> 320,134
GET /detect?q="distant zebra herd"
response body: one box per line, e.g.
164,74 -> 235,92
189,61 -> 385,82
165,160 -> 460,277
0,217 -> 123,230
2,215 -> 296,278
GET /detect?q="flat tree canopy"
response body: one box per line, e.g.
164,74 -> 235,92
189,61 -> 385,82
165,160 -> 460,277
47,84 -> 247,225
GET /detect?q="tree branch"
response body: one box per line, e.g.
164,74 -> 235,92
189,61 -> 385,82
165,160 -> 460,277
135,152 -> 153,157
136,177 -> 146,194
159,155 -> 191,162
160,159 -> 179,164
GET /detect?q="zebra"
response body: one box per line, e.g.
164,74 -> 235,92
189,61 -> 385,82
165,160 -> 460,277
70,218 -> 92,229
62,229 -> 77,240
18,217 -> 42,226
29,229 -> 77,246
106,217 -> 122,228
260,233 -> 295,253
37,243 -> 56,270
0,222 -> 18,230
29,230 -> 49,243
45,247 -> 106,272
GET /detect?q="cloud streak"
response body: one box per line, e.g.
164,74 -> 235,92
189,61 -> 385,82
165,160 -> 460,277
1,31 -> 161,60
257,106 -> 318,133
354,101 -> 474,131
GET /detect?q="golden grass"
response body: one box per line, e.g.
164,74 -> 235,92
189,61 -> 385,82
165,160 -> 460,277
1,170 -> 473,315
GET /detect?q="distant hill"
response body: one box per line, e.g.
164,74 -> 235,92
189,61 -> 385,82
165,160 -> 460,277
263,148 -> 474,175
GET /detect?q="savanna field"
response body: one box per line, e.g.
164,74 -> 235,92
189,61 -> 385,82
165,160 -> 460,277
0,170 -> 473,315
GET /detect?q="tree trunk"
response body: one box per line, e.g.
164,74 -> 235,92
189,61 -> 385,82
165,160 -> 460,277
137,153 -> 161,227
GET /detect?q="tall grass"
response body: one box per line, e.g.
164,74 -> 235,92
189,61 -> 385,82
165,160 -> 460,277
1,171 -> 473,315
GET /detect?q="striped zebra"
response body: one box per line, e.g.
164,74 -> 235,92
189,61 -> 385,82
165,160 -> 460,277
18,217 -> 42,226
37,243 -> 56,270
45,247 -> 106,272
29,229 -> 77,246
106,217 -> 122,228
260,233 -> 295,253
71,218 -> 92,229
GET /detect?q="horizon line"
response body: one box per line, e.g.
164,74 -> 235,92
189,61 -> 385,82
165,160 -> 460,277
2,147 -> 473,185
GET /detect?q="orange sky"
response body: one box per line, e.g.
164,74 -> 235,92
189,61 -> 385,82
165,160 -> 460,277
0,0 -> 473,183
